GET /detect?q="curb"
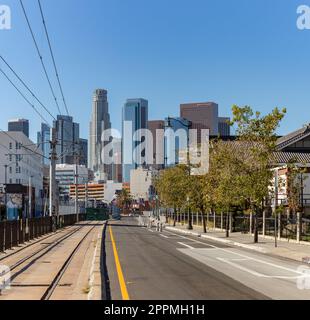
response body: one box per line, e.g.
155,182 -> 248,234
165,226 -> 267,253
88,222 -> 105,300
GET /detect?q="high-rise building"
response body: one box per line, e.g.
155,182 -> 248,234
164,117 -> 190,167
148,120 -> 165,169
180,102 -> 219,142
37,123 -> 51,165
112,138 -> 122,183
53,115 -> 80,165
88,89 -> 112,181
122,98 -> 148,182
8,119 -> 29,138
218,117 -> 231,136
78,138 -> 88,167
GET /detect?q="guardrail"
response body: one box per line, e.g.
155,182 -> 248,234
0,214 -> 86,252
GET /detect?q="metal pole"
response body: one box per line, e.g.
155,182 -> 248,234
85,182 -> 88,210
75,161 -> 79,223
28,176 -> 32,218
4,164 -> 8,220
49,128 -> 57,231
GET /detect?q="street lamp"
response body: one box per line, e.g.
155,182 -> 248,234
165,117 -> 193,230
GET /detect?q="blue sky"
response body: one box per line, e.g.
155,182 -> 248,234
1,0 -> 310,141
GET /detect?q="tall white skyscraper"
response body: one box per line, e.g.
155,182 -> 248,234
88,89 -> 112,180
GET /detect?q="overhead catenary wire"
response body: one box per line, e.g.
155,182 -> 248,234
0,128 -> 50,160
37,0 -> 70,116
0,67 -> 51,126
0,55 -> 55,125
19,0 -> 62,116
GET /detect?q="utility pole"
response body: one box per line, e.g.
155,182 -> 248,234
4,164 -> 8,220
75,154 -> 79,223
28,176 -> 32,218
85,182 -> 88,210
49,128 -> 57,231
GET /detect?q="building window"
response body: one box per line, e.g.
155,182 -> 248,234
9,142 -> 12,150
9,167 -> 12,174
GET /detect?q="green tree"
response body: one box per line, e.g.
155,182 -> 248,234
116,188 -> 133,214
230,105 -> 286,242
155,165 -> 189,226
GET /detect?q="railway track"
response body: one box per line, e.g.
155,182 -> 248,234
41,222 -> 101,300
0,223 -> 91,291
0,224 -> 77,263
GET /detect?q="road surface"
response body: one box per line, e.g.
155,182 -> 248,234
105,217 -> 310,300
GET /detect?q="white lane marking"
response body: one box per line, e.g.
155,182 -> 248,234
177,242 -> 195,250
217,258 -> 264,277
164,230 -> 303,276
217,258 -> 302,279
164,230 -> 217,247
148,229 -> 154,233
160,234 -> 169,238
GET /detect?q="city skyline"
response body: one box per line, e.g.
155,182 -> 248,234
1,0 -> 310,142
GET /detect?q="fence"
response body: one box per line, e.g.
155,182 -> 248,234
0,214 -> 86,252
163,209 -> 310,243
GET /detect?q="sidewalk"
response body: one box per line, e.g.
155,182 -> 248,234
165,223 -> 310,264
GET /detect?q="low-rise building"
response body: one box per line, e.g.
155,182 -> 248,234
55,164 -> 89,201
130,167 -> 154,201
0,131 -> 43,218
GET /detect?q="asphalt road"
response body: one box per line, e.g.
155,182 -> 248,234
105,216 -> 306,300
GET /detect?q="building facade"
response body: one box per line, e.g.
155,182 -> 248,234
88,89 -> 112,181
122,98 -> 148,182
164,117 -> 190,167
37,123 -> 51,165
130,167 -> 153,201
0,131 -> 43,218
54,115 -> 80,165
148,120 -> 165,169
55,164 -> 89,201
112,138 -> 122,183
79,138 -> 88,167
8,119 -> 29,138
180,102 -> 219,142
218,117 -> 231,136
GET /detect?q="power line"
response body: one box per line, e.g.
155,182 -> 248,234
19,0 -> 62,116
0,128 -> 50,160
0,67 -> 51,126
38,0 -> 70,116
0,55 -> 55,125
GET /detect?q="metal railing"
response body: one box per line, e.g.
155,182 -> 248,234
0,214 -> 86,252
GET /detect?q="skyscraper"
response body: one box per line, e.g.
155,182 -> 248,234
148,120 -> 165,170
218,117 -> 231,136
112,138 -> 122,183
37,123 -> 50,165
88,89 -> 112,181
8,119 -> 29,138
122,98 -> 148,182
164,117 -> 190,167
79,138 -> 88,167
180,102 -> 219,142
54,115 -> 80,165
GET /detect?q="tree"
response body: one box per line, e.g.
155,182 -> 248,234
208,139 -> 247,237
116,188 -> 132,214
155,165 -> 189,226
230,105 -> 286,243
